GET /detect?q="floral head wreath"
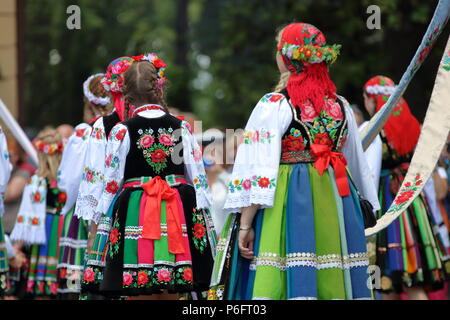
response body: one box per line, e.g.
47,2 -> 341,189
131,53 -> 167,89
277,23 -> 341,74
83,73 -> 111,106
33,139 -> 64,155
101,57 -> 135,94
364,76 -> 397,96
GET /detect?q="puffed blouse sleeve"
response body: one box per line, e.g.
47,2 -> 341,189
58,123 -> 92,216
75,118 -> 108,221
181,120 -> 212,209
0,126 -> 12,217
340,96 -> 380,211
223,93 -> 292,213
93,123 -> 130,224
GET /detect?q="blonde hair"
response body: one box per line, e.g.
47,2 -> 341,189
35,127 -> 63,181
274,26 -> 290,92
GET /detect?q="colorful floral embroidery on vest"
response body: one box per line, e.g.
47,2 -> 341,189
82,266 -> 103,285
192,209 -> 208,253
243,129 -> 275,145
92,128 -> 105,140
137,128 -> 177,174
228,176 -> 276,193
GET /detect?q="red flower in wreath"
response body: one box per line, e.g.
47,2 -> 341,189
305,49 -> 313,57
153,58 -> 167,69
33,192 -> 41,203
313,133 -> 333,148
282,135 -> 305,152
115,129 -> 127,141
105,181 -> 119,194
269,94 -> 283,103
183,268 -> 193,282
137,271 -> 149,286
110,228 -> 119,244
193,223 -> 206,239
395,190 -> 415,205
83,268 -> 95,283
58,192 -> 67,204
31,217 -> 39,226
151,149 -> 167,163
132,55 -> 144,62
258,177 -> 271,189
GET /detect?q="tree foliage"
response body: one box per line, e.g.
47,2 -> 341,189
23,0 -> 450,131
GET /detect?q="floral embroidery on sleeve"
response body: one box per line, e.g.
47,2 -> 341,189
82,167 -> 104,184
192,174 -> 208,190
105,180 -> 120,195
105,154 -> 120,169
228,176 -> 276,193
92,128 -> 105,140
243,129 -> 275,145
387,173 -> 423,213
260,93 -> 284,103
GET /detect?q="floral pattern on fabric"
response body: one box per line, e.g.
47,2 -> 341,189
105,153 -> 120,169
259,93 -> 284,104
193,174 -> 208,190
75,128 -> 90,141
192,209 -> 208,253
228,176 -> 276,193
243,129 -> 275,145
92,127 -> 105,140
82,167 -> 104,184
82,266 -> 103,285
443,50 -> 450,71
386,173 -> 423,213
121,265 -> 194,290
109,219 -> 121,258
136,127 -> 177,174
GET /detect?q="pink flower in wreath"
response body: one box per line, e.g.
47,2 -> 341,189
324,99 -> 343,121
242,179 -> 252,191
159,133 -> 173,146
157,268 -> 171,283
83,268 -> 95,283
123,272 -> 133,287
300,101 -> 318,122
140,135 -> 154,148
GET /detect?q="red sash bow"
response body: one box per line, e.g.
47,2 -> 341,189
310,143 -> 350,197
141,176 -> 185,254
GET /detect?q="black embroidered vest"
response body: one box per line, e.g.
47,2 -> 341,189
103,111 -> 121,138
280,91 -> 348,164
122,114 -> 185,181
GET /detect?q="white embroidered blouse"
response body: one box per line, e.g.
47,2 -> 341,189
74,117 -> 111,221
93,109 -> 212,224
58,122 -> 92,216
223,92 -> 380,213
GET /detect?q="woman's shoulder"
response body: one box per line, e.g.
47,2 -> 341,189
258,92 -> 288,105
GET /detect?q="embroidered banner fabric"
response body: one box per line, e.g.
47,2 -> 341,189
360,0 -> 450,150
366,35 -> 450,236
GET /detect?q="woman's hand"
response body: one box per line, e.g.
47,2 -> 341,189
238,228 -> 255,260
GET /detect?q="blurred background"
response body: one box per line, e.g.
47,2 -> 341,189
0,0 -> 449,133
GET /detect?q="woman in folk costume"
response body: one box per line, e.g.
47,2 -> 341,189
208,22 -> 379,301
57,73 -> 113,298
363,75 -> 447,300
74,57 -> 135,224
10,128 -> 66,298
81,54 -> 214,299
0,126 -> 12,296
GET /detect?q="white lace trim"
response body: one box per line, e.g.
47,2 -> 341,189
249,252 -> 369,271
75,194 -> 99,221
223,192 -> 275,213
59,237 -> 88,248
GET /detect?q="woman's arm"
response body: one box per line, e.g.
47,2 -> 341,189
238,204 -> 260,260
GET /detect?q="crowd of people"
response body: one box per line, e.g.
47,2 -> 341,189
0,22 -> 448,301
